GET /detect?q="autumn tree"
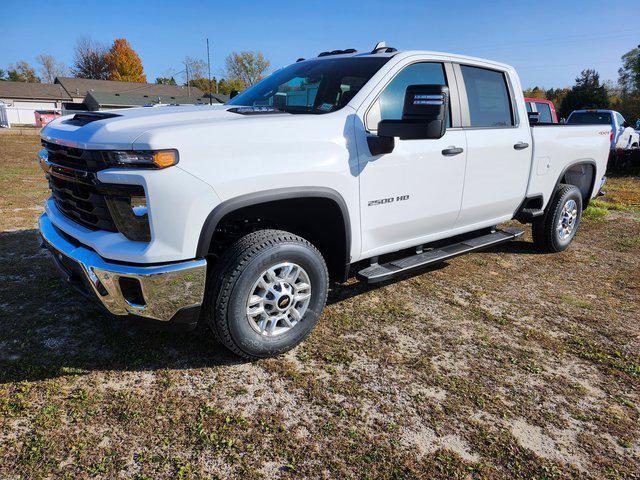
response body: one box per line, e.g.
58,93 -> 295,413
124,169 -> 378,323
523,86 -> 545,99
225,51 -> 269,88
36,54 -> 68,83
73,36 -> 109,79
7,61 -> 39,82
558,69 -> 609,118
105,39 -> 146,82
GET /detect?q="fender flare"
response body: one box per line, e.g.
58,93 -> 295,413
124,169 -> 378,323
195,186 -> 352,265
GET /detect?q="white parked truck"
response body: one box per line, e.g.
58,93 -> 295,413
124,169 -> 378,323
38,44 -> 611,359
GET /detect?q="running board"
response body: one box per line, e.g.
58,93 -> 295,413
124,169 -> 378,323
357,227 -> 524,284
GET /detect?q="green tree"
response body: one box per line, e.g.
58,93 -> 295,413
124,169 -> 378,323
0,69 -> 6,81
217,77 -> 245,95
618,45 -> 640,93
545,87 -> 570,112
7,61 -> 40,82
617,45 -> 640,124
188,77 -> 215,94
155,77 -> 177,85
225,51 -> 269,88
558,69 -> 609,119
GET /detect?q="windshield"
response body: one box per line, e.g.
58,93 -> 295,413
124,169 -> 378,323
567,112 -> 612,125
228,57 -> 390,114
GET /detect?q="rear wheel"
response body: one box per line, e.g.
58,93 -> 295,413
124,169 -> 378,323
204,229 -> 329,359
532,184 -> 583,253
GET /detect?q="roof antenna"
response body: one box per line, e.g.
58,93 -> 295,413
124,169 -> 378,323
371,41 -> 397,54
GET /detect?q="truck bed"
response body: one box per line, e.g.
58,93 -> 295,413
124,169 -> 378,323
527,124 -> 611,208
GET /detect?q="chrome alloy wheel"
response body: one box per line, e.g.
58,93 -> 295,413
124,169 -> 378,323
246,262 -> 312,336
557,199 -> 578,241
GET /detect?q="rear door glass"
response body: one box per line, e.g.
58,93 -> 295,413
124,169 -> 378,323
460,65 -> 514,127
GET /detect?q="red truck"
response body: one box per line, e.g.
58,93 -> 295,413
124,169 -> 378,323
525,98 -> 558,123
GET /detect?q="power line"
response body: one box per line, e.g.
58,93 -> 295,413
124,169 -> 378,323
460,29 -> 640,51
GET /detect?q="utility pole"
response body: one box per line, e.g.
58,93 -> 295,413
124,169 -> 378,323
186,62 -> 191,99
207,38 -> 213,105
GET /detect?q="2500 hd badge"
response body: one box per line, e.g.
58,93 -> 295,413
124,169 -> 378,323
368,195 -> 410,206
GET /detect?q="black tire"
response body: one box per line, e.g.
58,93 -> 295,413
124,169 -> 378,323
204,229 -> 329,359
532,184 -> 583,253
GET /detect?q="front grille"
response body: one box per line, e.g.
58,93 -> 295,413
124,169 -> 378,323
49,175 -> 118,232
42,142 -> 149,240
42,140 -> 108,172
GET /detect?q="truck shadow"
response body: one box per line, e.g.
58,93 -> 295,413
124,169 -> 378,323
0,229 -> 245,384
0,229 -> 537,383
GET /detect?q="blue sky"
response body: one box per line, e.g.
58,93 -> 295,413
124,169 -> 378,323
1,0 -> 638,88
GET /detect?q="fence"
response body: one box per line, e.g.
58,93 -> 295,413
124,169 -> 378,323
0,106 -> 82,128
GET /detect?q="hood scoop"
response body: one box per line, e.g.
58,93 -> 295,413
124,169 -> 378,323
62,112 -> 122,126
228,106 -> 287,115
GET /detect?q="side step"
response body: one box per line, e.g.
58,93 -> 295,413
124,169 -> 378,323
517,207 -> 545,222
357,227 -> 524,284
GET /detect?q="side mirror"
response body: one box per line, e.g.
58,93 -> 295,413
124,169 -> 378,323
230,90 -> 239,99
528,111 -> 540,124
377,84 -> 449,140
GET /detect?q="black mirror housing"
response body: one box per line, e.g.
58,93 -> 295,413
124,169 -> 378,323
377,84 -> 448,140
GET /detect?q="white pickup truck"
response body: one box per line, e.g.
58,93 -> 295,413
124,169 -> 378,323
38,43 -> 610,359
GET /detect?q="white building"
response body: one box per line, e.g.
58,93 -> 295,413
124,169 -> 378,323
0,78 -> 209,126
0,82 -> 71,126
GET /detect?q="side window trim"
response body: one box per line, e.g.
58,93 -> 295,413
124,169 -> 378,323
364,59 -> 462,133
453,62 -> 520,129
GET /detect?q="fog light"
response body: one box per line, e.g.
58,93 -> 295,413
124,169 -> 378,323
106,195 -> 151,242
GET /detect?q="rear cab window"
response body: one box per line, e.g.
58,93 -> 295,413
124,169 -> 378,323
567,112 -> 612,125
535,102 -> 553,123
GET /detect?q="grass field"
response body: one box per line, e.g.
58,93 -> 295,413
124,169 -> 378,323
1,135 -> 639,479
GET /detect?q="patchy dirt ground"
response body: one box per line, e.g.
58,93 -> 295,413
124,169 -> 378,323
0,135 -> 639,479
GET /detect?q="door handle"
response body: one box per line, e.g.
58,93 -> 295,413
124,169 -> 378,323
514,142 -> 529,150
442,146 -> 464,156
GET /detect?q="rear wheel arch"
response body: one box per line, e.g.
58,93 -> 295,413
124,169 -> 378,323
554,161 -> 596,208
196,187 -> 351,281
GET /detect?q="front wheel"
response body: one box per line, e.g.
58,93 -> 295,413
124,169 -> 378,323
204,229 -> 329,359
532,184 -> 583,253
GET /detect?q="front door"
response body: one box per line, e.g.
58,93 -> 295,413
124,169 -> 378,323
356,61 -> 467,257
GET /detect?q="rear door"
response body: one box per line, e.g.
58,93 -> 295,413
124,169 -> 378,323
453,64 -> 532,228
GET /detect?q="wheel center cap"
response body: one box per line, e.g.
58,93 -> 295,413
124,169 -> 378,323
277,294 -> 292,310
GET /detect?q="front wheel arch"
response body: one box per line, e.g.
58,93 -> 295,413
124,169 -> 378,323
196,187 -> 352,282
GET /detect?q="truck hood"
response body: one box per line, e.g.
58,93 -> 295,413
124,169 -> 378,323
41,104 -> 258,149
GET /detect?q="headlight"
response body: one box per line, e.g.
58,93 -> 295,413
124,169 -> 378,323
107,150 -> 179,169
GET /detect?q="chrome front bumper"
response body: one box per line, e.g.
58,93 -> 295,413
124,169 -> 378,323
39,213 -> 207,321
